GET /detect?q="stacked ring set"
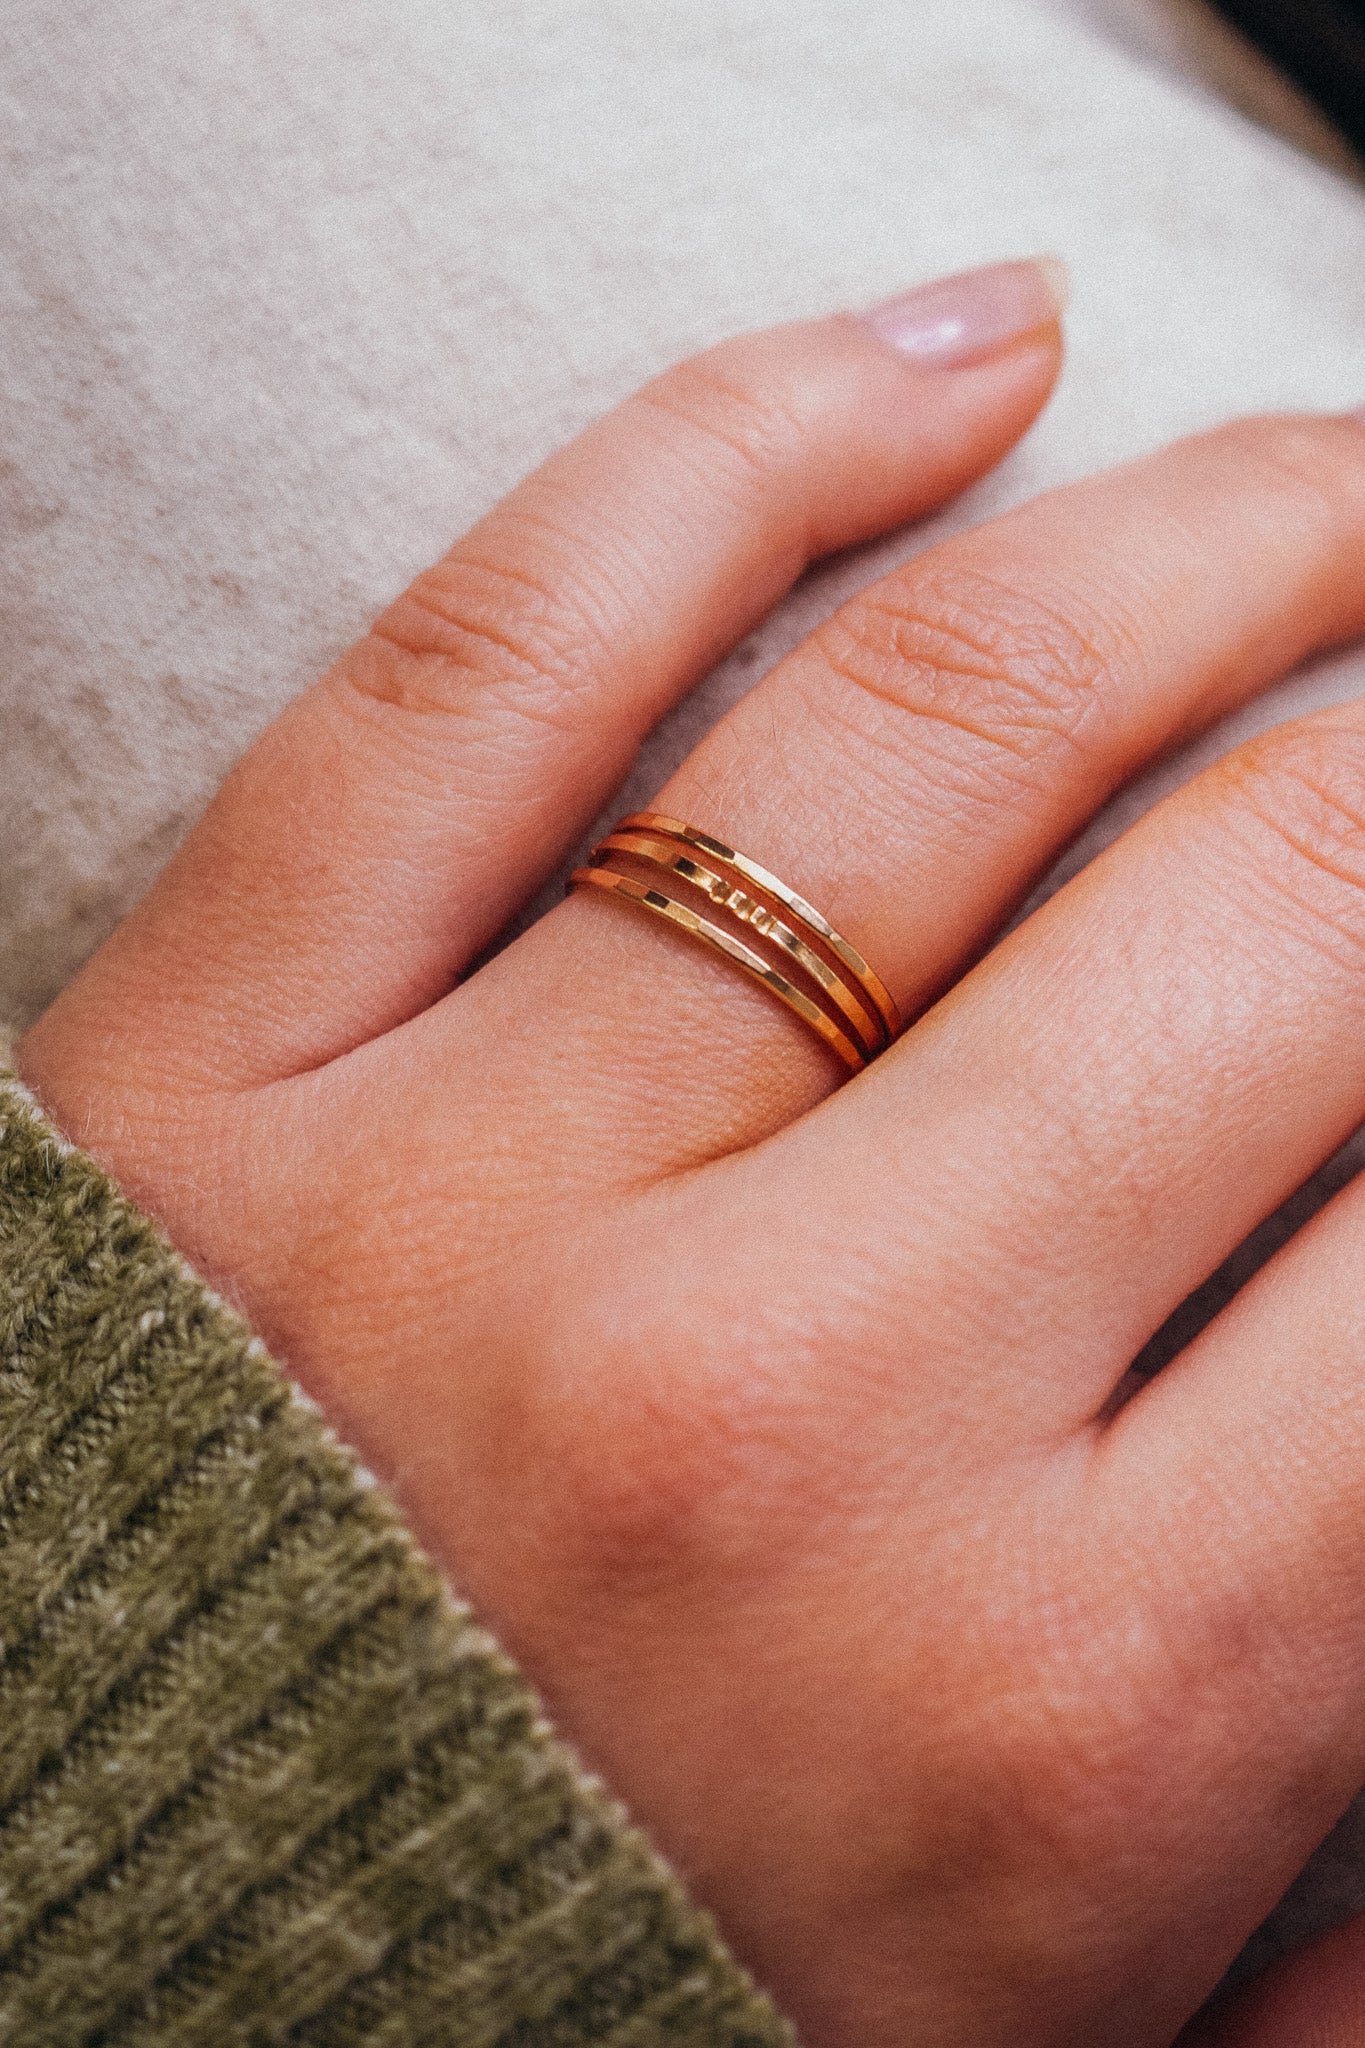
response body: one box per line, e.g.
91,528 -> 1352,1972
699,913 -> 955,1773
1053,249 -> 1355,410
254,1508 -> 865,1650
572,813 -> 902,1072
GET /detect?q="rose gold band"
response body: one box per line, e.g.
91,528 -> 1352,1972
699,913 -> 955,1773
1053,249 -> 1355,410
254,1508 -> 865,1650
570,814 -> 902,1074
620,814 -> 901,1039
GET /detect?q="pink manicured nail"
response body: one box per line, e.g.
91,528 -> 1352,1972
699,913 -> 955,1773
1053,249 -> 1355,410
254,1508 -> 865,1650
859,257 -> 1068,369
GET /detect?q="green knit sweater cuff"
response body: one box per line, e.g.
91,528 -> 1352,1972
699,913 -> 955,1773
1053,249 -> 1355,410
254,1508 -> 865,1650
0,1063 -> 793,2048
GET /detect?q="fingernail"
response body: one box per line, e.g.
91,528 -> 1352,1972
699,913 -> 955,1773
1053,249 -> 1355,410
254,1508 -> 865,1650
859,257 -> 1068,369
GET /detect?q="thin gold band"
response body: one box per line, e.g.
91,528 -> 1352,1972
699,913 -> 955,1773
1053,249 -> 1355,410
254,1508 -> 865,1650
619,812 -> 901,1041
571,862 -> 868,1071
598,830 -> 887,1058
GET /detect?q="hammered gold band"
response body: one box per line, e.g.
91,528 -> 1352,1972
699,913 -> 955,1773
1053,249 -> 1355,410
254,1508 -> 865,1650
570,813 -> 901,1074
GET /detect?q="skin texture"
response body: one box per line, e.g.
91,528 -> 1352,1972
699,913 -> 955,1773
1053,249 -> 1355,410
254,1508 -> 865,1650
19,279 -> 1365,2045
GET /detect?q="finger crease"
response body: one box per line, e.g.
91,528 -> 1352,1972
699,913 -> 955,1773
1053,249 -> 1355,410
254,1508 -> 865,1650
814,641 -> 1049,767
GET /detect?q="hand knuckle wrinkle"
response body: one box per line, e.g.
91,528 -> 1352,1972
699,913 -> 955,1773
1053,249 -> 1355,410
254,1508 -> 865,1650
815,570 -> 1121,776
1233,728 -> 1365,937
640,355 -> 810,488
341,569 -> 595,736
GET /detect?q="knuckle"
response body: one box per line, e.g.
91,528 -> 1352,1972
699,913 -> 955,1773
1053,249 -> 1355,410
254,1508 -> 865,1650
534,1384 -> 778,1609
1206,410 -> 1365,540
521,1283 -> 834,1609
536,1420 -> 720,1607
809,562 -> 1135,789
858,1565 -> 1187,1947
1220,720 -> 1365,950
942,1602 -> 1196,1896
513,1374 -> 724,1612
336,539 -> 610,736
637,341 -> 813,493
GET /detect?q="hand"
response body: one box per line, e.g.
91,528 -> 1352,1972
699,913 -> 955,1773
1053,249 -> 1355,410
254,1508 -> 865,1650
20,259 -> 1365,2047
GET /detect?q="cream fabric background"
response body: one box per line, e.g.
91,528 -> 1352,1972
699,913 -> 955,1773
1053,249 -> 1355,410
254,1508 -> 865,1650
7,0 -> 1365,1022
5,0 -> 1365,1988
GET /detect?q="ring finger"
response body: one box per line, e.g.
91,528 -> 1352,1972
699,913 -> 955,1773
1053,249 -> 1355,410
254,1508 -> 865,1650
449,410 -> 1365,1173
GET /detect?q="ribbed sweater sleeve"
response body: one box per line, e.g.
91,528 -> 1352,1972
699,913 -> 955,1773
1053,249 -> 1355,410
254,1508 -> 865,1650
0,1061 -> 794,2048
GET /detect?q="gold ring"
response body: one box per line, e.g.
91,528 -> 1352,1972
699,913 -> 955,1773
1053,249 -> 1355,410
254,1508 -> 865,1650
570,815 -> 901,1074
621,813 -> 901,1040
599,830 -> 887,1058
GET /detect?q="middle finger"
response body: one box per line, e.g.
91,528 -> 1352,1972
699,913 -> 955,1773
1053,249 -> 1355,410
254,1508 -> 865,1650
772,682 -> 1365,1442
